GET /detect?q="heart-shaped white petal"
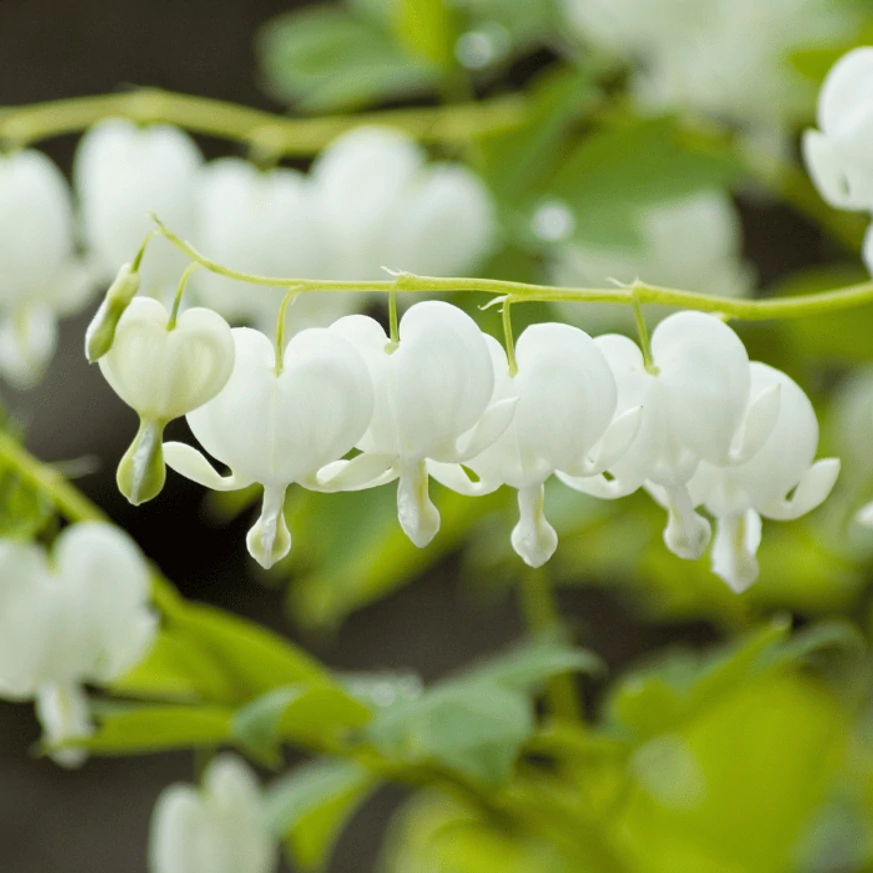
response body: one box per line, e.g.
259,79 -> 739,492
100,297 -> 235,421
169,326 -> 373,567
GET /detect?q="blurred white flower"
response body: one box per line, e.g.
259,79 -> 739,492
0,522 -> 156,766
0,149 -> 94,388
164,326 -> 373,568
311,126 -> 496,281
194,158 -> 355,334
97,296 -> 235,505
75,119 -> 203,297
564,0 -> 853,126
321,301 -> 514,548
549,192 -> 754,333
149,754 -> 277,873
804,47 -> 873,212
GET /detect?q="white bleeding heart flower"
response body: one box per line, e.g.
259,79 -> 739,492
311,126 -> 495,280
0,148 -> 94,388
164,326 -> 373,568
98,296 -> 235,505
682,362 -> 840,593
803,47 -> 873,212
431,323 -> 638,567
560,312 -> 780,560
0,522 -> 156,766
149,754 -> 277,873
194,158 -> 355,333
320,301 -> 514,548
75,119 -> 203,297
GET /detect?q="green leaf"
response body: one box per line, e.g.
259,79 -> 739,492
266,758 -> 376,872
465,633 -> 605,691
232,684 -> 372,765
607,619 -> 792,741
544,117 -> 745,249
166,601 -> 334,702
256,6 -> 439,112
369,680 -> 535,786
110,628 -> 238,702
477,67 -> 600,209
73,703 -> 232,754
394,0 -> 456,67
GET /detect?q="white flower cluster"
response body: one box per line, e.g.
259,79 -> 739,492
93,287 -> 839,592
562,0 -> 852,126
0,522 -> 156,765
0,121 -> 494,389
803,47 -> 873,273
76,120 -> 495,331
149,754 -> 276,873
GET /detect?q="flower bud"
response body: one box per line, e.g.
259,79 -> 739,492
84,262 -> 141,362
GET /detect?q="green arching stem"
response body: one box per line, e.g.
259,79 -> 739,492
154,218 -> 873,322
274,286 -> 303,372
167,262 -> 201,330
0,88 -> 527,153
502,299 -> 519,376
631,290 -> 657,373
0,429 -> 182,614
388,287 -> 400,347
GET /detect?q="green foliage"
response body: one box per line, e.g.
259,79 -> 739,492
71,703 -> 233,755
113,599 -> 338,704
542,117 -> 745,249
256,4 -> 439,112
232,684 -> 372,765
393,0 -> 457,68
368,636 -> 601,786
266,758 -> 377,872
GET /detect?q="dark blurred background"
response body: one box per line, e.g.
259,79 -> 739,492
0,2 -> 824,871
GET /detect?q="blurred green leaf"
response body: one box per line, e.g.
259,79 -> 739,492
544,117 -> 745,249
73,703 -> 232,754
465,632 -> 604,690
367,637 -> 598,785
477,66 -> 599,208
394,0 -> 457,67
615,673 -> 846,873
111,628 -> 238,702
266,758 -> 376,872
125,600 -> 339,705
371,680 -> 535,786
257,6 -> 439,112
232,684 -> 372,765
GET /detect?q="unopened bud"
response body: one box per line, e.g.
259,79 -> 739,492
84,263 -> 141,363
116,417 -> 166,506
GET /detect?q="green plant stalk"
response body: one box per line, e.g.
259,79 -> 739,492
156,218 -> 873,322
519,567 -> 582,723
0,428 -> 182,613
0,88 -> 527,153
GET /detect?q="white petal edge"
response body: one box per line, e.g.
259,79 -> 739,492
163,442 -> 252,491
